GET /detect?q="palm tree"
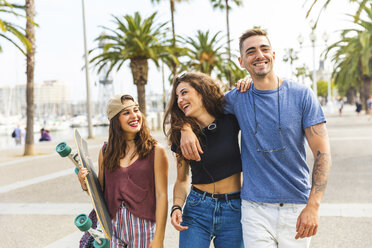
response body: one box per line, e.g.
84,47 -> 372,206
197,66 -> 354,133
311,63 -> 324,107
326,4 -> 372,111
209,0 -> 242,87
159,37 -> 188,82
282,48 -> 299,78
24,0 -> 36,155
306,0 -> 369,27
0,0 -> 30,54
90,12 -> 170,116
180,30 -> 225,75
328,38 -> 361,99
150,0 -> 190,78
295,64 -> 311,85
216,60 -> 247,92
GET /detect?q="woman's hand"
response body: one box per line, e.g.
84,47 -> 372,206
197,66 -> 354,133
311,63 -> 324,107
171,209 -> 188,231
77,165 -> 89,191
235,76 -> 252,92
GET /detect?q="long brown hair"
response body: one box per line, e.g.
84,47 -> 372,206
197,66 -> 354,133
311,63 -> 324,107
104,95 -> 156,171
163,72 -> 225,160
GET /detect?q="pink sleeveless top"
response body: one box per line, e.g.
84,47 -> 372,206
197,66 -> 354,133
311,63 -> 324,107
104,148 -> 156,221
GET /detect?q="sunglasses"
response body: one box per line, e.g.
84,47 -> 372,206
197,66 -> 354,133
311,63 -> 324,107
174,72 -> 188,84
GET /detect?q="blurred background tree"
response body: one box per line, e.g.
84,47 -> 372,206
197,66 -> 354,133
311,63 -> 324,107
90,12 -> 172,116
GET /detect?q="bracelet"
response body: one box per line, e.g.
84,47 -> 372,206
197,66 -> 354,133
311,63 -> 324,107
170,205 -> 182,218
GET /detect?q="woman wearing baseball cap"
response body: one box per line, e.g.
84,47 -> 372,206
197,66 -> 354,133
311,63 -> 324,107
78,94 -> 169,248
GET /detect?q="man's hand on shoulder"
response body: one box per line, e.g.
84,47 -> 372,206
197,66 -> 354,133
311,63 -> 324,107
180,124 -> 203,161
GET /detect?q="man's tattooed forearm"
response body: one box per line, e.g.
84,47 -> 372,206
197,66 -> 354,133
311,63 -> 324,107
308,124 -> 328,138
312,150 -> 331,193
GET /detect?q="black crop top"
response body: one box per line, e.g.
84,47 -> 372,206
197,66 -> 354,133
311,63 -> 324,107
172,114 -> 242,184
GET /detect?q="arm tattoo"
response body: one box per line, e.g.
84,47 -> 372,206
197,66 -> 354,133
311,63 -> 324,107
312,150 -> 331,193
307,124 -> 327,138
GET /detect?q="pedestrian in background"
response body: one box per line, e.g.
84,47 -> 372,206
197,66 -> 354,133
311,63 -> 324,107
12,125 -> 22,145
367,96 -> 372,120
39,128 -> 51,142
356,99 -> 362,116
337,97 -> 344,116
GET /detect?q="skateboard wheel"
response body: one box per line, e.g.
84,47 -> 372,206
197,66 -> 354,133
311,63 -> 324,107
56,142 -> 71,157
74,214 -> 92,232
93,238 -> 110,248
74,167 -> 79,175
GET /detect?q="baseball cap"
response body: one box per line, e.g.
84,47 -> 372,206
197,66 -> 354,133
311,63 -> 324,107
106,94 -> 138,120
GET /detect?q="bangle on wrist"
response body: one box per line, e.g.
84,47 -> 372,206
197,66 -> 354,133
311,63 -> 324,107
170,204 -> 182,217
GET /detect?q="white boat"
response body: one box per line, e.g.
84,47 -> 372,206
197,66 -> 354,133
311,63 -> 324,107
70,115 -> 88,127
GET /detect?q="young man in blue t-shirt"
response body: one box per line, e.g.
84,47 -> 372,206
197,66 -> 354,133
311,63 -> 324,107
180,28 -> 332,248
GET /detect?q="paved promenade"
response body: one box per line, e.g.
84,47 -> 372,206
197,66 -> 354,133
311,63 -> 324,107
0,104 -> 371,248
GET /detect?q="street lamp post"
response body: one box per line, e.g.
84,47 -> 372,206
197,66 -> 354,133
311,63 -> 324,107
81,0 -> 93,138
297,34 -> 306,85
322,32 -> 334,113
297,34 -> 304,47
309,28 -> 317,98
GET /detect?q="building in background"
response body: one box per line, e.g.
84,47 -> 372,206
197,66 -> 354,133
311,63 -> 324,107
0,80 -> 72,118
0,81 -> 168,130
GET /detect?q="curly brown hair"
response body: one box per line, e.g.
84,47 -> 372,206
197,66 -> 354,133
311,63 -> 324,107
163,72 -> 225,160
104,95 -> 156,171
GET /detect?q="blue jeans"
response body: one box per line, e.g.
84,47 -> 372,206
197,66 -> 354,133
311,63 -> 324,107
179,187 -> 244,248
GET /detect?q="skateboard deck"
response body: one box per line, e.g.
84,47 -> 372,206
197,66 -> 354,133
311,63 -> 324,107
73,129 -> 112,240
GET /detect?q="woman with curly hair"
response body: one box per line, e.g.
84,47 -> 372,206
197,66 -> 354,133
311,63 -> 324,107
78,94 -> 169,248
163,72 -> 245,248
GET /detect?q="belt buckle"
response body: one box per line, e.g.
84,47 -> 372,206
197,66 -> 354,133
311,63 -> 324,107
211,193 -> 218,199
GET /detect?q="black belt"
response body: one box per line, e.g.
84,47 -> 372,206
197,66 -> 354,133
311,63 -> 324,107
192,186 -> 240,200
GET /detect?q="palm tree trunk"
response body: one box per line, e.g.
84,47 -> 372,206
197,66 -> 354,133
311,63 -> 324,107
170,0 -> 176,47
130,58 -> 148,116
346,86 -> 356,104
225,0 -> 233,88
136,83 -> 146,117
24,0 -> 35,156
170,0 -> 178,79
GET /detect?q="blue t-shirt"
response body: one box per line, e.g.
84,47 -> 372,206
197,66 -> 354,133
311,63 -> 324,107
14,127 -> 22,138
225,80 -> 326,204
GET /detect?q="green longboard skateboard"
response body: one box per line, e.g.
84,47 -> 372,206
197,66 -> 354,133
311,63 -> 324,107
56,129 -> 112,248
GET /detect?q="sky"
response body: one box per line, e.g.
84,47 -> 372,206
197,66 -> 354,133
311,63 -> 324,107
0,0 -> 357,102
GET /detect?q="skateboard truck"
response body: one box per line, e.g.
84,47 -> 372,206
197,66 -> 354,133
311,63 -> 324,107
56,142 -> 80,175
74,214 -> 109,248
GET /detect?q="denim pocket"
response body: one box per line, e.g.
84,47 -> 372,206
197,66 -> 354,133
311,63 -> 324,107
242,200 -> 265,209
185,192 -> 202,207
182,194 -> 206,226
227,199 -> 241,212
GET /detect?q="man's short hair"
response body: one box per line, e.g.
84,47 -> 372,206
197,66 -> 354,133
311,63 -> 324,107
239,28 -> 270,54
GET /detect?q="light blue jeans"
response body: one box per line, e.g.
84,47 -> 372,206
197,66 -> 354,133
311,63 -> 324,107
179,187 -> 244,248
